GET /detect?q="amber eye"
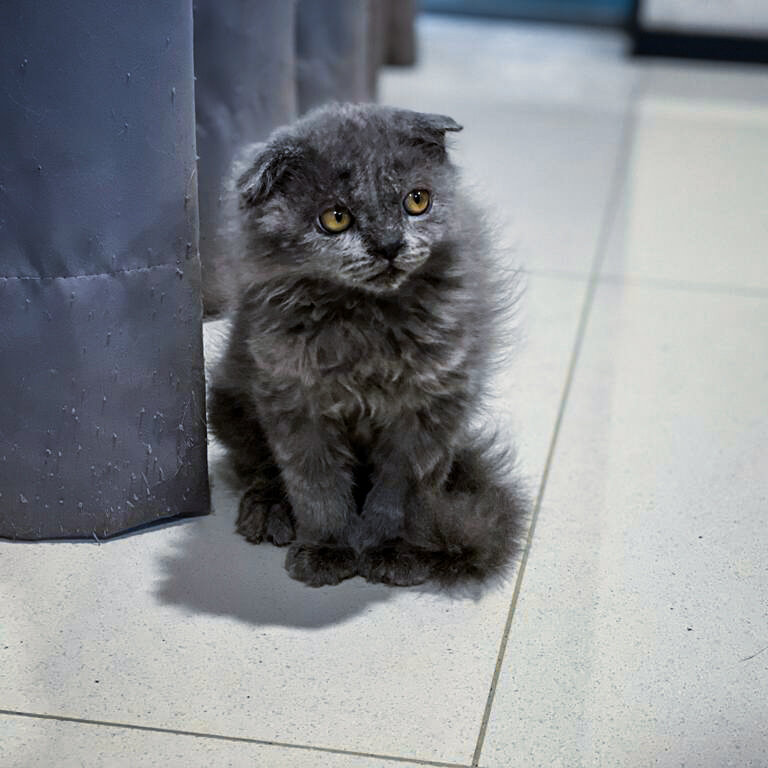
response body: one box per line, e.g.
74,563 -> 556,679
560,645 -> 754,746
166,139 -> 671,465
319,206 -> 353,234
403,189 -> 431,216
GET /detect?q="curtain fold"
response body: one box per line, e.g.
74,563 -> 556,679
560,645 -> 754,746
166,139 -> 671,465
0,0 -> 209,539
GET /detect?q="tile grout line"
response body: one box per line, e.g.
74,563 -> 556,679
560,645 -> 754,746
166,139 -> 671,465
521,267 -> 768,300
0,708 -> 469,768
470,86 -> 642,768
600,272 -> 768,299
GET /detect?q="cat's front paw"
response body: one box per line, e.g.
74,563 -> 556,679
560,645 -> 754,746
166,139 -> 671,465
285,543 -> 358,587
351,486 -> 405,551
358,542 -> 433,587
236,489 -> 295,546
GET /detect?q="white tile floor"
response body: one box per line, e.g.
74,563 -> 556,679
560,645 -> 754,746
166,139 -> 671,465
2,14 -> 768,768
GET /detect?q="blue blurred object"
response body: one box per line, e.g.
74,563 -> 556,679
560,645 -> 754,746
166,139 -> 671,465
420,0 -> 633,25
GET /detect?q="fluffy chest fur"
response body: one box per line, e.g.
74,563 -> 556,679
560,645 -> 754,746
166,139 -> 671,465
241,274 -> 484,428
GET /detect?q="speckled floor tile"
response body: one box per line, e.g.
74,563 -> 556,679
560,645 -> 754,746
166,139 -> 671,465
601,77 -> 768,292
640,59 -> 768,110
480,282 -> 768,767
0,713 -> 453,768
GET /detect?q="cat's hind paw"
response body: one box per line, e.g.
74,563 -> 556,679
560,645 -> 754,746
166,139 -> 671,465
357,541 -> 434,587
285,543 -> 358,587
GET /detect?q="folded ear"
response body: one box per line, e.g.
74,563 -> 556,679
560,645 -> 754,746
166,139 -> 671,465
414,112 -> 463,135
236,140 -> 304,207
402,110 -> 462,160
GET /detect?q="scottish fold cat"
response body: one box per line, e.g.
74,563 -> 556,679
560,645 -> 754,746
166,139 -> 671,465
209,103 -> 527,587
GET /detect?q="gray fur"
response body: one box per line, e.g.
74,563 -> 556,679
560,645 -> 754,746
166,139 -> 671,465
208,103 -> 528,588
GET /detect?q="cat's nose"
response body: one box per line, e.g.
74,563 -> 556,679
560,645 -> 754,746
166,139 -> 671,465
374,240 -> 405,263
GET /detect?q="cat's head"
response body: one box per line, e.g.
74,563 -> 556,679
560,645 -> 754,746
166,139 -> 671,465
234,103 -> 463,294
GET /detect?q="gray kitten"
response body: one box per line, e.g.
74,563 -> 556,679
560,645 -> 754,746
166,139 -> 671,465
208,103 -> 527,587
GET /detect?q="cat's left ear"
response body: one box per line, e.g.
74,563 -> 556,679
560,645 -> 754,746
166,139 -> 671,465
416,112 -> 463,135
236,140 -> 303,207
405,111 -> 463,160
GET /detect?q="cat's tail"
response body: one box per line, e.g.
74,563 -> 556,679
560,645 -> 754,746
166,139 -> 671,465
403,433 -> 530,588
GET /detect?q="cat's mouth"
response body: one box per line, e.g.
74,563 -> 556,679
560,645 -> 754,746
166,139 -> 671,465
365,263 -> 408,289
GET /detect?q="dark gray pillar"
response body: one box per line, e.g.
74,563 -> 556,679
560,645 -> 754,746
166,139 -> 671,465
381,0 -> 418,67
296,0 -> 373,114
194,0 -> 298,314
0,0 -> 209,539
367,0 -> 418,100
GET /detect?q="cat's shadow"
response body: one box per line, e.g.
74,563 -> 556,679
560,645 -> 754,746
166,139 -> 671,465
154,453 -> 398,628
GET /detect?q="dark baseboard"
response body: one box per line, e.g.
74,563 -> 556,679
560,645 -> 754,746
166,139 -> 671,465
421,1 -> 631,28
632,28 -> 768,64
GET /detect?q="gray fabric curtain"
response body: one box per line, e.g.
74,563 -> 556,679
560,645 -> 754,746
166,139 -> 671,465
0,0 -> 209,539
296,0 -> 372,114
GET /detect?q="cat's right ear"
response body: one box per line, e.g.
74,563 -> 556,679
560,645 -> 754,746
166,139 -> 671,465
236,141 -> 303,207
